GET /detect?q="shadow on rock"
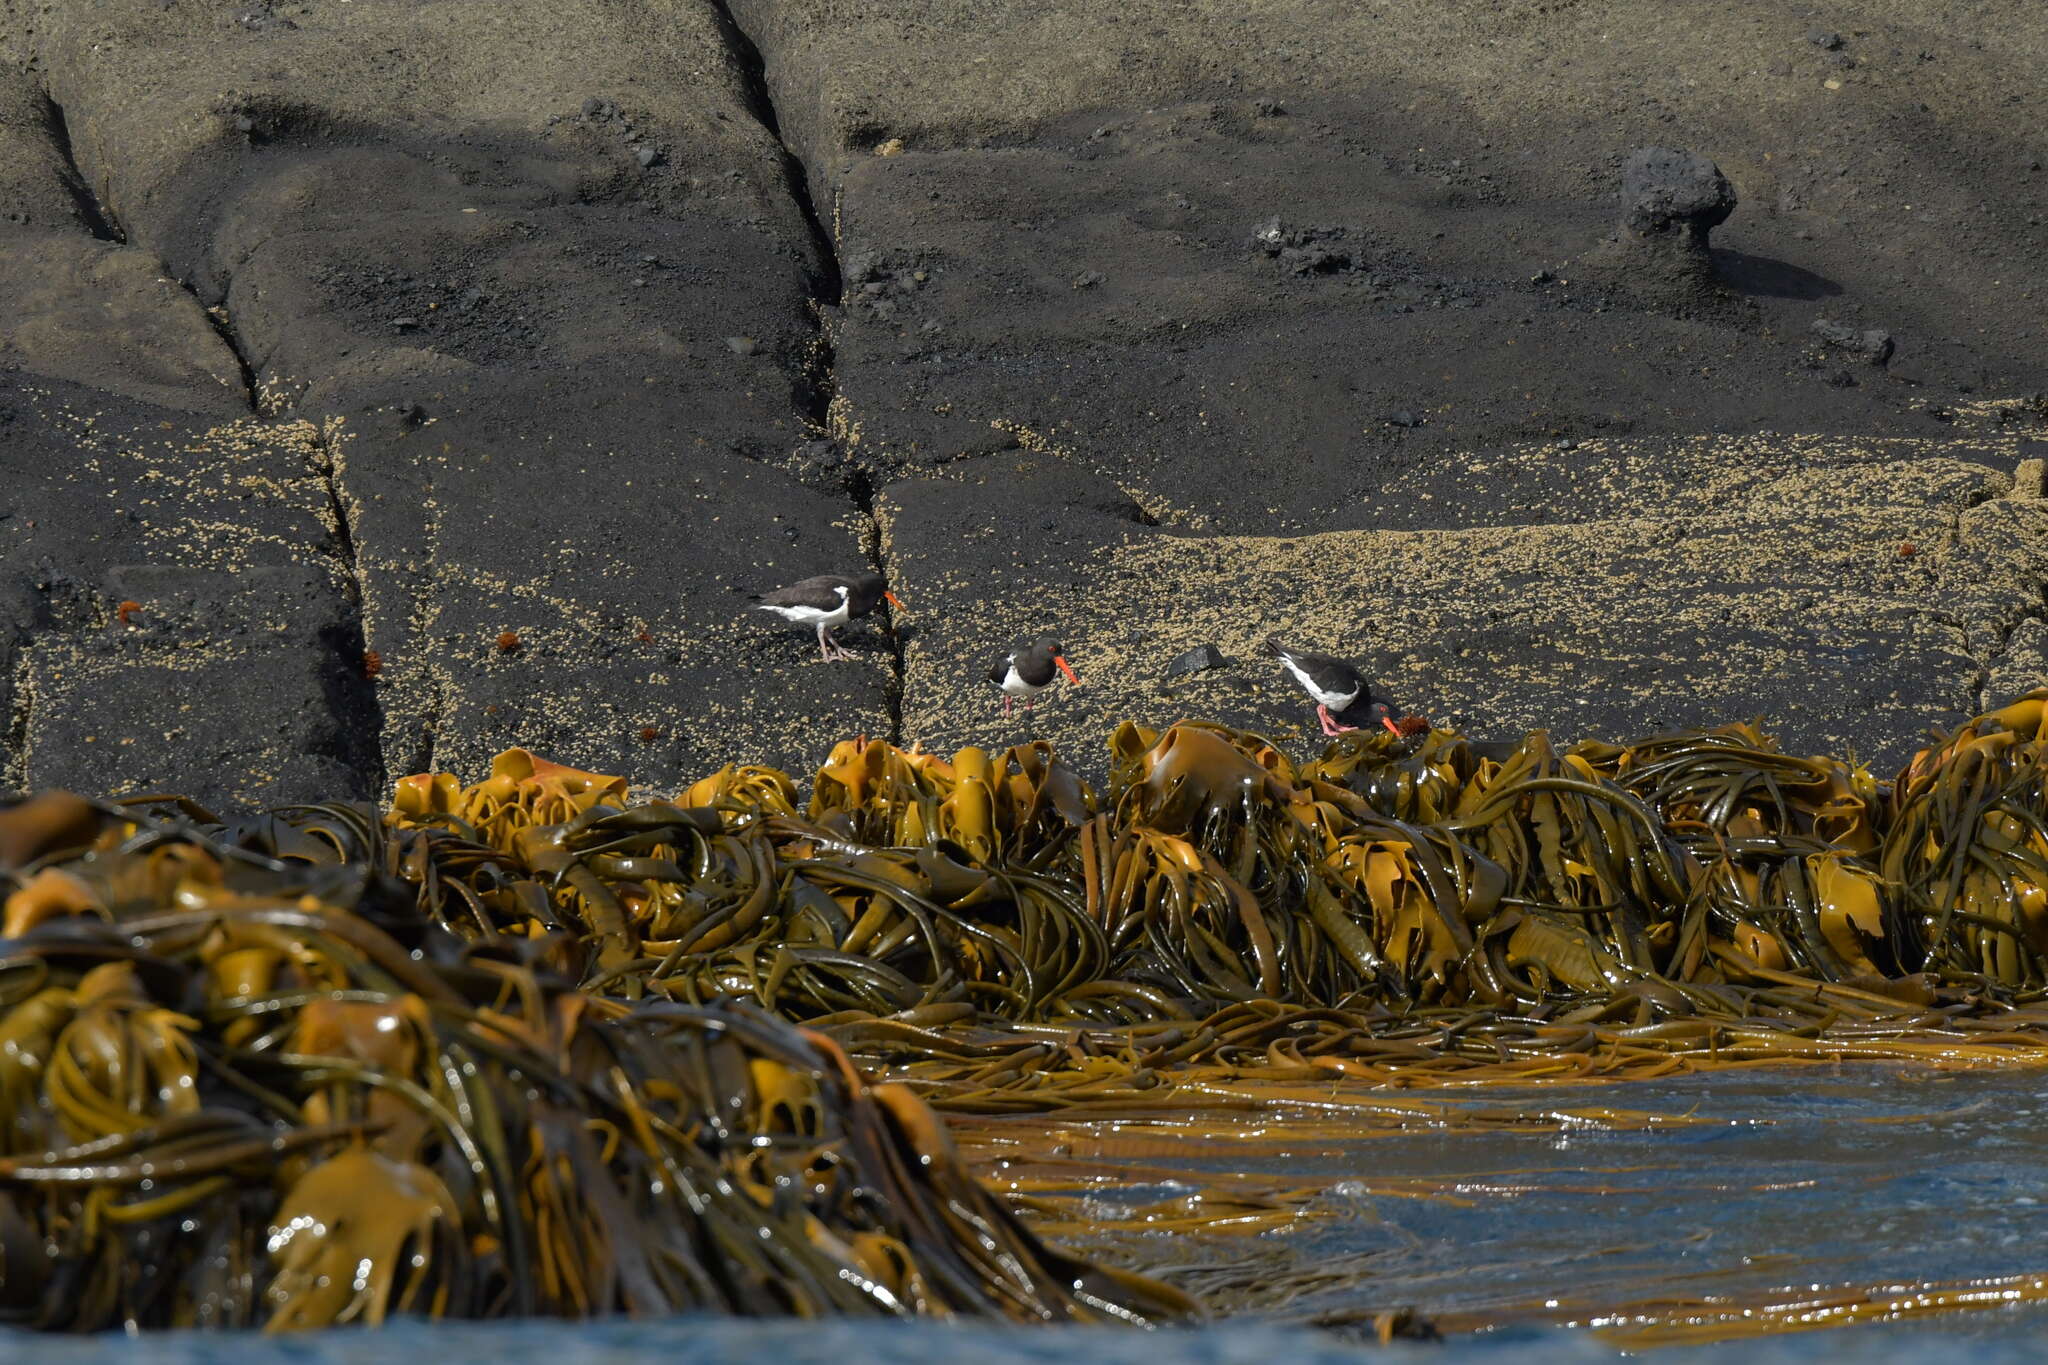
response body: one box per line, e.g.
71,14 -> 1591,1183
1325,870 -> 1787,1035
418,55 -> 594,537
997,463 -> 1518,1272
1712,248 -> 1843,300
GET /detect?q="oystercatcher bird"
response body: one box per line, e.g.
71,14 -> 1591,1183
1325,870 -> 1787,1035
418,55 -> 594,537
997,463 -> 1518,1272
1263,637 -> 1403,737
753,571 -> 903,661
988,637 -> 1080,716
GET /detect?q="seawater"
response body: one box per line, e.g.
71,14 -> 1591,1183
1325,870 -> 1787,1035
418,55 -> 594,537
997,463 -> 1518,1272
13,1310 -> 2048,1364
1163,1066 -> 2048,1327
13,1068 -> 2048,1360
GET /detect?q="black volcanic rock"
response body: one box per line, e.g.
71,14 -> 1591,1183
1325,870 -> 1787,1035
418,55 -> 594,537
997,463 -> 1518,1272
1580,147 -> 1740,304
1621,147 -> 1737,250
1812,317 -> 1896,365
1164,643 -> 1229,678
6,1 -> 2048,804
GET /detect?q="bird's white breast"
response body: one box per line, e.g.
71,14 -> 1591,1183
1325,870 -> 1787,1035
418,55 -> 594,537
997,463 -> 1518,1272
999,661 -> 1043,696
757,587 -> 851,628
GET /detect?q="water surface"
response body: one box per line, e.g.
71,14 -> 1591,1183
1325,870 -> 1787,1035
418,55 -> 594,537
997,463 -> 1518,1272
962,1064 -> 2048,1344
19,1065 -> 2048,1359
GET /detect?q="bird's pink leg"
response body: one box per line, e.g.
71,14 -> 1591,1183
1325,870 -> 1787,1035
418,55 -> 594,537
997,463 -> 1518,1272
1024,696 -> 1035,713
1318,704 -> 1359,737
816,624 -> 834,662
1003,695 -> 1013,718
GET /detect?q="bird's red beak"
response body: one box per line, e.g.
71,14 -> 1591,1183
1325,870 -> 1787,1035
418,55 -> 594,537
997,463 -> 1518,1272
1055,654 -> 1080,685
883,590 -> 905,611
1381,716 -> 1403,736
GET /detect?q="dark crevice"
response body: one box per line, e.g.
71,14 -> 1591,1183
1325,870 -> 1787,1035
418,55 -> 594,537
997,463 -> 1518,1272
1972,598 -> 2048,717
46,85 -> 261,413
41,93 -> 124,244
406,678 -> 445,784
404,463 -> 446,782
202,303 -> 262,415
1940,493 -> 2048,717
704,0 -> 841,310
391,671 -> 443,788
847,465 -> 906,745
307,424 -> 387,799
5,574 -> 119,792
710,0 -> 904,743
1926,608 -> 1983,719
3,643 -> 31,795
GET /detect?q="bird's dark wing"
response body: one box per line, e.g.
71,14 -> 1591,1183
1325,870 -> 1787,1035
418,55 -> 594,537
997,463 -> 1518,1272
755,575 -> 847,609
1262,636 -> 1331,671
1264,636 -> 1346,678
986,655 -> 1013,686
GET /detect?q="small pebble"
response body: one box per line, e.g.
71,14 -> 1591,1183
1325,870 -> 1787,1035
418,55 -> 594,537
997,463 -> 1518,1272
1164,644 -> 1230,678
1812,318 -> 1894,365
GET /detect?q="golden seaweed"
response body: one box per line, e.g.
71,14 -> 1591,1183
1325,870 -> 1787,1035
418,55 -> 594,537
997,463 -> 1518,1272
12,694 -> 2048,1335
0,798 -> 1193,1332
355,696 -> 2048,1072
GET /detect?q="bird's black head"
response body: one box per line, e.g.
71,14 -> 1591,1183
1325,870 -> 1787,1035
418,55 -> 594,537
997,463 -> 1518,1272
846,572 -> 905,617
1345,698 -> 1406,738
1029,637 -> 1080,686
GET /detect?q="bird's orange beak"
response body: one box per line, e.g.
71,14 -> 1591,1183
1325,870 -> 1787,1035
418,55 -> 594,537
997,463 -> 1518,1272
1055,654 -> 1080,685
1381,716 -> 1403,736
883,590 -> 905,611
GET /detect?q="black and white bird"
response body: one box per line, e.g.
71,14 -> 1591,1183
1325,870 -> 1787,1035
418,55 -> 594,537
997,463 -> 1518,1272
752,571 -> 903,662
1263,637 -> 1402,738
987,637 -> 1081,717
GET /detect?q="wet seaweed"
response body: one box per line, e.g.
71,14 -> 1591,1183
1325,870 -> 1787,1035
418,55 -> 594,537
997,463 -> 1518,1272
0,794 -> 1193,1331
364,695 -> 2048,1069
13,694 -> 2048,1335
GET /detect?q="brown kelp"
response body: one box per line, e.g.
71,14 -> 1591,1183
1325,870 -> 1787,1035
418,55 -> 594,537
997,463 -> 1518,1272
0,793 -> 1194,1331
12,695 -> 2048,1332
369,697 -> 2048,1070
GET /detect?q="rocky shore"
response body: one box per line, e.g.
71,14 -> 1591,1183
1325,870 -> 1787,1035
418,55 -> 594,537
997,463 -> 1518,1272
4,1 -> 2046,808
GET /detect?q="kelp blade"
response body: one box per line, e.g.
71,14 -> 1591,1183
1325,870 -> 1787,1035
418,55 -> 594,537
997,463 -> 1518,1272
12,696 -> 2048,1333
